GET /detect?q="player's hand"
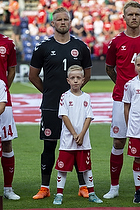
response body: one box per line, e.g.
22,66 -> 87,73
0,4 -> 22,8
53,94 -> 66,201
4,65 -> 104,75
75,134 -> 84,146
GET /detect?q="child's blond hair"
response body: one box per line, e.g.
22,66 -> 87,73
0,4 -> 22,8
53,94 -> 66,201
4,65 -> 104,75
67,65 -> 84,77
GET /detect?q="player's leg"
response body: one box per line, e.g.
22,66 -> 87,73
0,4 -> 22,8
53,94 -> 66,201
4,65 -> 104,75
74,161 -> 89,198
133,157 -> 140,203
33,110 -> 60,199
83,170 -> 103,203
0,137 -> 2,157
33,140 -> 57,199
127,138 -> 140,203
1,107 -> 20,200
53,171 -> 67,205
54,150 -> 74,205
76,150 -> 103,203
103,101 -> 127,199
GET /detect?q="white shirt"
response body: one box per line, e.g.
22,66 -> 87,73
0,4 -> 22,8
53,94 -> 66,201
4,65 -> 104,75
0,79 -> 7,103
122,76 -> 140,138
58,90 -> 94,150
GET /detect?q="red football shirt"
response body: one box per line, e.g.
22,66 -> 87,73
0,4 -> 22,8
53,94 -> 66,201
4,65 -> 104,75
0,34 -> 17,106
106,32 -> 139,101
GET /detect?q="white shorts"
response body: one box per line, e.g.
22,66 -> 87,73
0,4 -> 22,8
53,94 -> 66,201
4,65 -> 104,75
110,101 -> 127,138
0,106 -> 18,141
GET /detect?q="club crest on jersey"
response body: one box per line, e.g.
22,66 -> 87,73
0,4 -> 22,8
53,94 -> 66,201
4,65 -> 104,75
44,128 -> 51,136
0,46 -> 6,55
71,49 -> 79,57
84,101 -> 88,107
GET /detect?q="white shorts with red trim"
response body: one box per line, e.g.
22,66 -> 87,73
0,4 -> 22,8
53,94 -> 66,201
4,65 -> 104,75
55,150 -> 91,172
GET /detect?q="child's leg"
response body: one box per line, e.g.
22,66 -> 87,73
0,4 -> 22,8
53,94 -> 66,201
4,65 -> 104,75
53,171 -> 67,205
133,158 -> 140,203
57,171 -> 67,194
83,170 -> 94,193
83,170 -> 103,203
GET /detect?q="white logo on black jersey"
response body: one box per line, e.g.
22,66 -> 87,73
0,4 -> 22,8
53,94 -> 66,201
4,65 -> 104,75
51,51 -> 56,55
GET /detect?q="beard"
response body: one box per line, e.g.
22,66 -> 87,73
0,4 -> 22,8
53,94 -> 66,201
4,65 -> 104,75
55,27 -> 70,34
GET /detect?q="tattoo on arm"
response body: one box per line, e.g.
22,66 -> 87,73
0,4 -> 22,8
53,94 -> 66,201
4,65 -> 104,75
106,65 -> 116,84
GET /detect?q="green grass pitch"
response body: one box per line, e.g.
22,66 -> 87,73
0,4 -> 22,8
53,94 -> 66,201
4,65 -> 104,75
0,80 -> 137,209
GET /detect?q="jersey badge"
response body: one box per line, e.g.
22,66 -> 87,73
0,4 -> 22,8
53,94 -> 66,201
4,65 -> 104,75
0,46 -> 6,56
71,49 -> 79,58
84,101 -> 88,107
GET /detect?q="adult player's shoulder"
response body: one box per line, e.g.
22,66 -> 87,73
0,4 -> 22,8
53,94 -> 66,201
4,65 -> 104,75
34,36 -> 53,50
108,32 -> 124,46
0,34 -> 14,44
71,35 -> 86,45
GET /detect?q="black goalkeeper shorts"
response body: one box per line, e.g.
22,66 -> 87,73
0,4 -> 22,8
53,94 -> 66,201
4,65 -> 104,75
40,110 -> 62,140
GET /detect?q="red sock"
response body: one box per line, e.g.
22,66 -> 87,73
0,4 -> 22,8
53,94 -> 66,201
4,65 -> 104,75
88,187 -> 94,193
1,156 -> 15,187
57,188 -> 63,194
133,161 -> 140,191
110,152 -> 123,185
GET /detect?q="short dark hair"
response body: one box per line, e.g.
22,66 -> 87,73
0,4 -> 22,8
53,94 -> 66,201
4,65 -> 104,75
123,1 -> 140,14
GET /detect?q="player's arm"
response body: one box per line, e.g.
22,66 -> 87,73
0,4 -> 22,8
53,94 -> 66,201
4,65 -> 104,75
7,66 -> 16,88
81,67 -> 91,88
62,115 -> 78,140
76,117 -> 91,146
0,102 -> 6,115
106,64 -> 116,84
124,102 -> 131,126
29,66 -> 43,93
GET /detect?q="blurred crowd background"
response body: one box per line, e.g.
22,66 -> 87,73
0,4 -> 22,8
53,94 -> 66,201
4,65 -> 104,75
0,0 -> 133,62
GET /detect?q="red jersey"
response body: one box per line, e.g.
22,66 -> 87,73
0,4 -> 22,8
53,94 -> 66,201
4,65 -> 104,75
106,32 -> 139,101
0,34 -> 17,106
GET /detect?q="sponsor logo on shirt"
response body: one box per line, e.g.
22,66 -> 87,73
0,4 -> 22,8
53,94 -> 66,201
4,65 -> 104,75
69,101 -> 73,106
136,89 -> 140,94
50,51 -> 56,56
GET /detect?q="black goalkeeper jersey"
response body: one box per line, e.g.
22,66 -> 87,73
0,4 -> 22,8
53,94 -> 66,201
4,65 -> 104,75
30,35 -> 92,110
